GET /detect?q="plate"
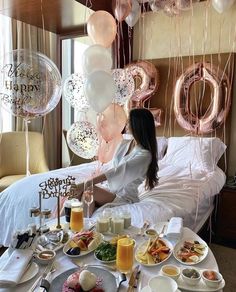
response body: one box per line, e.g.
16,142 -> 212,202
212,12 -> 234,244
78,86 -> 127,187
177,272 -> 225,291
37,230 -> 69,252
94,252 -> 116,264
19,262 -> 39,284
135,237 -> 173,267
141,287 -> 181,292
49,266 -> 125,292
173,237 -> 208,265
63,232 -> 103,258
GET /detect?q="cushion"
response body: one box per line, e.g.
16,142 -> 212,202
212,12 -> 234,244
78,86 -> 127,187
162,137 -> 226,172
123,134 -> 168,160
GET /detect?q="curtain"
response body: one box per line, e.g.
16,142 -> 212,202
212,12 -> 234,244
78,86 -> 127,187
10,19 -> 60,170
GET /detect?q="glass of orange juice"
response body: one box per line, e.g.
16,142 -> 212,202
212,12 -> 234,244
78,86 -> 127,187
116,237 -> 134,273
70,201 -> 84,232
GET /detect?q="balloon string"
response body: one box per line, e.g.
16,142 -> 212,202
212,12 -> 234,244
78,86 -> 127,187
24,119 -> 31,176
128,26 -> 132,63
40,0 -> 46,54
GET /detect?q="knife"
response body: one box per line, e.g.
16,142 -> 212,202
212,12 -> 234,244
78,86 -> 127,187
127,265 -> 140,292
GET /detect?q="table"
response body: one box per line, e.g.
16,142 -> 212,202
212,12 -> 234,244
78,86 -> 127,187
0,226 -> 222,292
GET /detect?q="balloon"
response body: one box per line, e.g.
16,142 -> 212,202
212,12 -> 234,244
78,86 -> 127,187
63,73 -> 89,110
175,0 -> 192,10
112,0 -> 132,22
112,68 -> 135,105
212,0 -> 235,13
149,0 -> 169,11
173,62 -> 231,134
0,49 -> 62,119
75,108 -> 98,127
97,103 -> 127,142
67,121 -> 99,159
163,2 -> 180,16
81,45 -> 112,76
125,0 -> 141,27
87,11 -> 117,48
97,134 -> 123,163
85,70 -> 116,113
149,108 -> 163,127
125,60 -> 160,105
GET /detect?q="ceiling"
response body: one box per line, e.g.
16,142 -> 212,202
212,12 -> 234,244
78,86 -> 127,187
0,0 -> 111,35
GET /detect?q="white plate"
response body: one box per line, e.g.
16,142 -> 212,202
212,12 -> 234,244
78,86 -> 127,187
63,232 -> 103,258
173,237 -> 208,265
19,262 -> 39,284
141,286 -> 181,292
94,252 -> 116,264
135,238 -> 173,267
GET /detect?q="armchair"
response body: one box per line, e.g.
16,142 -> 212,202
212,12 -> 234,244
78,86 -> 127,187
0,131 -> 49,192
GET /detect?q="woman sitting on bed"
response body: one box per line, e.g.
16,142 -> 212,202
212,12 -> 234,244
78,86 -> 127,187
70,108 -> 158,214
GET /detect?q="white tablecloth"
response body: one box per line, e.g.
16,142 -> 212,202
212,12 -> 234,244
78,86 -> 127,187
0,227 -> 222,292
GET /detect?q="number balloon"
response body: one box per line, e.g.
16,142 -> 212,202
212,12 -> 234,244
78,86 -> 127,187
174,62 -> 231,134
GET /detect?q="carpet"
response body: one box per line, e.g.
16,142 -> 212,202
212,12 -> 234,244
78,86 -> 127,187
210,243 -> 236,292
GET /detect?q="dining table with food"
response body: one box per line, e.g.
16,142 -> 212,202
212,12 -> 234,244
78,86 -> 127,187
0,213 -> 225,292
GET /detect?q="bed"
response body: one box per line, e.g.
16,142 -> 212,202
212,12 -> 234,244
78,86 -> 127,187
0,136 -> 226,247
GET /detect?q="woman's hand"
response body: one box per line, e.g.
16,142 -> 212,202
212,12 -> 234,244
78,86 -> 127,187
70,182 -> 84,200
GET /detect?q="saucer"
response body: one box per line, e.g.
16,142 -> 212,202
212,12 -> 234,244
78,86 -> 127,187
141,287 -> 180,292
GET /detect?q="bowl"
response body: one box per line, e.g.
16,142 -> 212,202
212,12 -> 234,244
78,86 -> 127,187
148,275 -> 178,292
36,249 -> 56,265
181,267 -> 201,286
161,264 -> 181,280
202,269 -> 223,288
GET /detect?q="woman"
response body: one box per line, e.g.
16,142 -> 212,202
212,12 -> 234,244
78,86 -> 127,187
70,108 -> 158,214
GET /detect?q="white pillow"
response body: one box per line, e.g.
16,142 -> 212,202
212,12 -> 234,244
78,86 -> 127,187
122,134 -> 168,160
162,137 -> 226,172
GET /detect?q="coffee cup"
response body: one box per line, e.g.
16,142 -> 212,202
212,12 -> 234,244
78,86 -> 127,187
148,275 -> 178,292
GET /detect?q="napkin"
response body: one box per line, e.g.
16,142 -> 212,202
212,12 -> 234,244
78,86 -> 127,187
0,249 -> 33,287
166,217 -> 183,242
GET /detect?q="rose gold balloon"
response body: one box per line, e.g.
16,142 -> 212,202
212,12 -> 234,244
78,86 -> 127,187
87,10 -> 117,48
97,103 -> 127,142
125,61 -> 160,104
112,0 -> 132,22
174,62 -> 231,134
97,134 -> 123,163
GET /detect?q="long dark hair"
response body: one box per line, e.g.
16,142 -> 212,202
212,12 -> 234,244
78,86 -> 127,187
129,108 -> 158,189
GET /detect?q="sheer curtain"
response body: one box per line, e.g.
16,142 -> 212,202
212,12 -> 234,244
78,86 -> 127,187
0,15 -> 13,133
0,17 -> 60,170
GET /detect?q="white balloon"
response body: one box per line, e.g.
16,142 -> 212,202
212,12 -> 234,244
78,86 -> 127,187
85,70 -> 116,113
82,44 -> 112,76
212,0 -> 235,13
125,0 -> 141,27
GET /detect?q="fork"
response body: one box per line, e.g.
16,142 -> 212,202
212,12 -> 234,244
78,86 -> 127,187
28,262 -> 55,291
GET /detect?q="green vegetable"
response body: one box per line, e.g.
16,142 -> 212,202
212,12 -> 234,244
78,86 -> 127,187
95,242 -> 116,261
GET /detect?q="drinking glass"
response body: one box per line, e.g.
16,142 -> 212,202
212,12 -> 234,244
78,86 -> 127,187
116,237 -> 134,273
70,201 -> 84,232
83,180 -> 94,225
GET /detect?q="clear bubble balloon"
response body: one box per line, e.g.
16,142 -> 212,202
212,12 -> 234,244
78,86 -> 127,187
67,121 -> 99,159
63,73 -> 89,111
0,49 -> 62,119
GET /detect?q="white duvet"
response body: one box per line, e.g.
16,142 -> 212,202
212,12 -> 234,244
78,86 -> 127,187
0,160 -> 225,247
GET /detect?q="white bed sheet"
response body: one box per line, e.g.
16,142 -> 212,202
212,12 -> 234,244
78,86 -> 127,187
0,159 -> 226,247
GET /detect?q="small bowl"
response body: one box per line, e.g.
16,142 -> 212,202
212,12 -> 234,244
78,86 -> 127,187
182,268 -> 201,286
148,275 -> 178,292
161,264 -> 181,280
36,249 -> 56,265
145,229 -> 158,238
202,270 -> 223,288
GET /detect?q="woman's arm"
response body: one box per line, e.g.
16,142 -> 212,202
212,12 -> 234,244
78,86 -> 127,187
70,173 -> 107,194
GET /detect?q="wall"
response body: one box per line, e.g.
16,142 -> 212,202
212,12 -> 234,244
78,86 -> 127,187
133,2 -> 236,176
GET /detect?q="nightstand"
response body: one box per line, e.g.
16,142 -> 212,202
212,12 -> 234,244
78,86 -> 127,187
215,186 -> 236,244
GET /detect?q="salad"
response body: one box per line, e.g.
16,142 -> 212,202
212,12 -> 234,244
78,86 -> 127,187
94,242 -> 117,262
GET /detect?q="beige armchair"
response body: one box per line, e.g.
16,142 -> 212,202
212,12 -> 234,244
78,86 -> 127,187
0,131 -> 49,192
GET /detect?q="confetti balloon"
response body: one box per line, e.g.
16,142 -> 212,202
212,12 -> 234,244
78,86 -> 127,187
67,121 -> 99,159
